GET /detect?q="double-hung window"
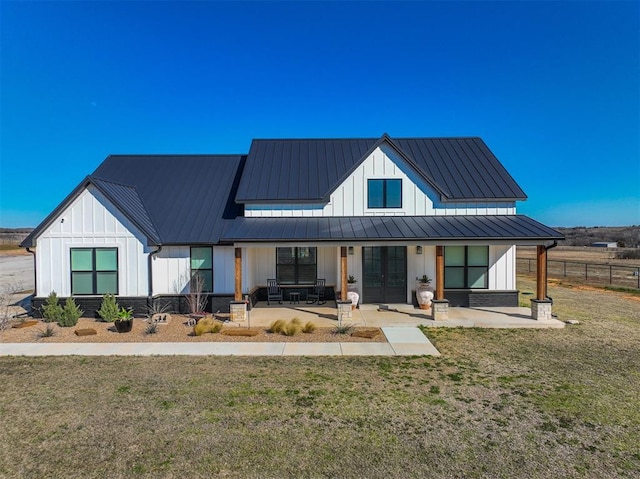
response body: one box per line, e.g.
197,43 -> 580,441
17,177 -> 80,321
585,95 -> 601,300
444,246 -> 489,289
276,247 -> 317,284
71,248 -> 118,295
367,179 -> 402,208
190,247 -> 213,293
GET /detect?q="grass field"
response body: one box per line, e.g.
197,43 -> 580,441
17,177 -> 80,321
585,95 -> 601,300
1,276 -> 638,478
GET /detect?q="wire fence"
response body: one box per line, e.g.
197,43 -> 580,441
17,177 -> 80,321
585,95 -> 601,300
517,258 -> 640,290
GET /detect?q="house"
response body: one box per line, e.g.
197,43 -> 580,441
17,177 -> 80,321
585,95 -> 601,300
21,134 -> 563,320
592,242 -> 617,248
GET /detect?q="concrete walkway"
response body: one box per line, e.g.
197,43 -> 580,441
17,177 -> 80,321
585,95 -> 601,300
0,327 -> 439,357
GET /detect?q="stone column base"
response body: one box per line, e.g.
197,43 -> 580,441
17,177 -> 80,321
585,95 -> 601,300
432,299 -> 450,321
337,300 -> 353,321
230,301 -> 247,322
531,299 -> 552,321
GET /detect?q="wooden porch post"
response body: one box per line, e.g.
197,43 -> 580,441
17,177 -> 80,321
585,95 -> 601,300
340,246 -> 348,301
234,247 -> 242,301
536,245 -> 547,300
435,245 -> 444,300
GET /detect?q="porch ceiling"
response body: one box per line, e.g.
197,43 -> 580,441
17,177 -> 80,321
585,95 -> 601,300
221,215 -> 563,244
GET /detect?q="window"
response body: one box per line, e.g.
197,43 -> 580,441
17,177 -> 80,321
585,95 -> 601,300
444,246 -> 489,289
190,247 -> 213,293
71,248 -> 118,295
367,179 -> 402,208
276,247 -> 317,284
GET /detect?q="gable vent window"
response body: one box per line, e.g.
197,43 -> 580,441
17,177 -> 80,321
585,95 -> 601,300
71,248 -> 118,295
367,179 -> 402,208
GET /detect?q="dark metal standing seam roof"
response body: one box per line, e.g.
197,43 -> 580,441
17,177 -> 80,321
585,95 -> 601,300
235,136 -> 527,203
91,155 -> 245,244
221,215 -> 563,243
236,138 -> 378,202
21,136 -> 545,249
22,155 -> 246,247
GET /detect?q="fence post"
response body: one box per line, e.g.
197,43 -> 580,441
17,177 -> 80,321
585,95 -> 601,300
585,263 -> 588,281
610,265 -> 612,285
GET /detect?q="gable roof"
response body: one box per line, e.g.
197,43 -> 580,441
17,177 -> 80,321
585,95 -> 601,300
235,135 -> 527,203
21,155 -> 245,247
21,176 -> 162,247
91,154 -> 245,245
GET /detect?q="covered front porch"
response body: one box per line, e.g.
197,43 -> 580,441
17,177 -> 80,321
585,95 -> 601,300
223,215 -> 564,321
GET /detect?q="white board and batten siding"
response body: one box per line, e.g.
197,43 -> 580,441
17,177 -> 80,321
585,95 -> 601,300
152,246 -> 238,296
35,185 -> 148,297
245,145 -> 516,218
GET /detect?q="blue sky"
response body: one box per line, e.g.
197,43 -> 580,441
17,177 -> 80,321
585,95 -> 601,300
1,1 -> 638,228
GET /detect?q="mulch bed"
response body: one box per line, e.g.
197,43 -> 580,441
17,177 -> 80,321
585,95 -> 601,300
1,317 -> 387,343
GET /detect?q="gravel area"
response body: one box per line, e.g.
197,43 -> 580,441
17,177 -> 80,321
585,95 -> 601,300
1,315 -> 385,343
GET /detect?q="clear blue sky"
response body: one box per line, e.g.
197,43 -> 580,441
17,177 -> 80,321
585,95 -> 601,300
1,1 -> 638,228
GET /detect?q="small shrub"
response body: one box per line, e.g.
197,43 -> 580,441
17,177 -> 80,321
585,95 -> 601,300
58,298 -> 83,327
302,321 -> 316,333
290,317 -> 302,327
194,317 -> 222,336
283,321 -> 300,337
41,291 -> 63,323
145,322 -> 158,335
269,319 -> 286,334
145,301 -> 170,319
333,324 -> 354,335
37,324 -> 56,338
97,294 -> 119,322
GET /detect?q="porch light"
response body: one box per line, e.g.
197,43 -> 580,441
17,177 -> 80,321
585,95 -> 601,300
348,246 -> 354,255
416,246 -> 423,255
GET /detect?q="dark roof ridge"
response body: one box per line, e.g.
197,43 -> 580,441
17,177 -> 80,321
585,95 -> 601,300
250,136 -> 483,141
104,153 -> 246,158
89,175 -> 136,188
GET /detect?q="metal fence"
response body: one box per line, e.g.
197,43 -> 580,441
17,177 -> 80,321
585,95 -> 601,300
517,258 -> 640,290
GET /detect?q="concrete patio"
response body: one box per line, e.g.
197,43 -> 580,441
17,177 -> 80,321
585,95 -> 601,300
238,301 -> 565,329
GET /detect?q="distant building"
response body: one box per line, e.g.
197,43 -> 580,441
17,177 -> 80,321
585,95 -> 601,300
592,242 -> 617,248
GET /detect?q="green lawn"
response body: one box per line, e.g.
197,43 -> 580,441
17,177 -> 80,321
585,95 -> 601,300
1,276 -> 638,478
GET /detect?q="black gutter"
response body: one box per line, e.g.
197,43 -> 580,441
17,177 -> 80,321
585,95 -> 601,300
26,247 -> 36,296
147,246 -> 162,307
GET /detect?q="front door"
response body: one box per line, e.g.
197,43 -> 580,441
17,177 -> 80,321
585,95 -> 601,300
362,246 -> 407,303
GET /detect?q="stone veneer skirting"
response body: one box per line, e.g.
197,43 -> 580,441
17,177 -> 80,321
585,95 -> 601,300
443,290 -> 519,308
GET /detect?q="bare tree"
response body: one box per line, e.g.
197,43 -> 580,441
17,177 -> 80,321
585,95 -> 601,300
0,282 -> 25,331
185,272 -> 207,315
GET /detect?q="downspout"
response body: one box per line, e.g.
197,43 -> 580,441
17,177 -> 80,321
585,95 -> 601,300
544,241 -> 558,303
26,247 -> 37,297
148,245 -> 162,308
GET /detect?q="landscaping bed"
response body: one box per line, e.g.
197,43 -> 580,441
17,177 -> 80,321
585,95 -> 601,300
0,316 -> 385,343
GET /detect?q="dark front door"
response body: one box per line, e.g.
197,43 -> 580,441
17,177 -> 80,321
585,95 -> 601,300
362,246 -> 407,303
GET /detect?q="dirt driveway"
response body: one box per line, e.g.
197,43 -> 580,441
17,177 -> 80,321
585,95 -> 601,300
0,253 -> 34,292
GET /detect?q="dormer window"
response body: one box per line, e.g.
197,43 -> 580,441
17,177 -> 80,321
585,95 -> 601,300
367,179 -> 402,208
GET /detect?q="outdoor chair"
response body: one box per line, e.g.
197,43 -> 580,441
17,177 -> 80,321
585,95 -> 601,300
267,279 -> 283,305
307,279 -> 326,304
